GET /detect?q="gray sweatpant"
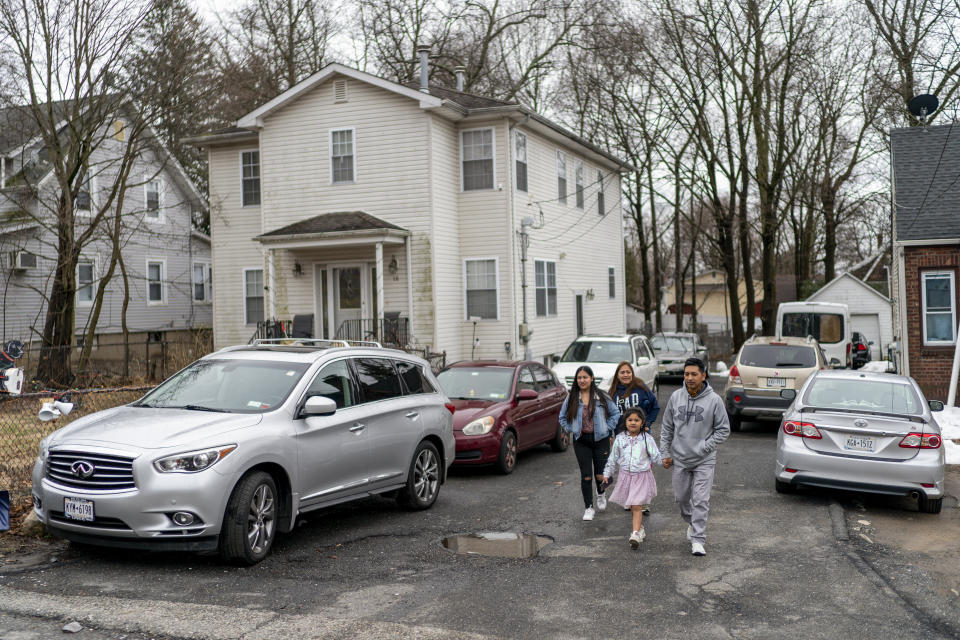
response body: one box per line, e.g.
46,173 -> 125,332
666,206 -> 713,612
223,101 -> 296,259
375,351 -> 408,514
671,463 -> 715,545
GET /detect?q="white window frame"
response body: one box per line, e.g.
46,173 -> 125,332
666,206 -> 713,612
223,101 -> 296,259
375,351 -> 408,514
575,159 -> 584,209
76,257 -> 97,306
515,131 -> 527,192
462,257 -> 500,320
608,266 -> 616,299
460,127 -> 496,192
596,169 -> 605,215
243,267 -> 265,325
557,150 -> 567,204
146,258 -> 167,306
329,127 -> 357,184
921,270 -> 956,345
534,259 -> 557,317
144,178 -> 164,223
240,149 -> 261,207
192,261 -> 212,303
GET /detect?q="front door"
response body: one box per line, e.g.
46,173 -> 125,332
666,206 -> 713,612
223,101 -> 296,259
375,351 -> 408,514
332,266 -> 367,340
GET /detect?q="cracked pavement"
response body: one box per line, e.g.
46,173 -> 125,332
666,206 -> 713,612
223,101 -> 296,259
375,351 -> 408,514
2,381 -> 959,639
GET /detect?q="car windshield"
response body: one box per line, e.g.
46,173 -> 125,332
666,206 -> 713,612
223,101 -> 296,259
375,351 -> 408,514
560,341 -> 633,363
739,345 -> 817,368
803,378 -> 922,415
781,312 -> 844,344
133,358 -> 310,413
652,336 -> 694,352
437,367 -> 514,400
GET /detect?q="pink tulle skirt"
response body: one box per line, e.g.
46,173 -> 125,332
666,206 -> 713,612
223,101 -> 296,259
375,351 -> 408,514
609,469 -> 657,507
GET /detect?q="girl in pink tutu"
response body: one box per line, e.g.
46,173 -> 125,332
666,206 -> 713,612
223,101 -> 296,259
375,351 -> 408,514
601,407 -> 662,549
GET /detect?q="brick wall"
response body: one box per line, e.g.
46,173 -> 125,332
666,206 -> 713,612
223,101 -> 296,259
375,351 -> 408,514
904,245 -> 960,401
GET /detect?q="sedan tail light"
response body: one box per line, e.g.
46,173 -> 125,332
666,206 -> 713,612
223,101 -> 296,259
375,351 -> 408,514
857,343 -> 866,351
782,420 -> 822,439
729,365 -> 742,385
444,402 -> 456,415
898,432 -> 941,449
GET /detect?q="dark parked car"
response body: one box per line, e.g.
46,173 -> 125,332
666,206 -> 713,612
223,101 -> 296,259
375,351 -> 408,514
851,332 -> 873,369
436,361 -> 569,474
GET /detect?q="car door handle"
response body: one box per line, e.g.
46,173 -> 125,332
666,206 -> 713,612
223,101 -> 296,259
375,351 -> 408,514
405,411 -> 420,419
349,423 -> 366,433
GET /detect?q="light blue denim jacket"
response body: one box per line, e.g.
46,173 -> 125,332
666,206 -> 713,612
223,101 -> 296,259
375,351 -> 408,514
558,392 -> 620,440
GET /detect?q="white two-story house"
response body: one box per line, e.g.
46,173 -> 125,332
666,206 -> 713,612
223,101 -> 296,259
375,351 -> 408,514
189,60 -> 631,362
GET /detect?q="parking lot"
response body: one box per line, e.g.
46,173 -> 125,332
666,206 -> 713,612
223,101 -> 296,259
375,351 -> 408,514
1,380 -> 959,639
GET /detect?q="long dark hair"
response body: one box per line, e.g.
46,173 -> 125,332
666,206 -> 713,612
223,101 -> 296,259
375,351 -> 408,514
607,361 -> 650,398
565,365 -> 602,423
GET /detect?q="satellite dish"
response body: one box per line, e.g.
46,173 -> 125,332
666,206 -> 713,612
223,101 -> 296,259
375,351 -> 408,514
908,94 -> 939,120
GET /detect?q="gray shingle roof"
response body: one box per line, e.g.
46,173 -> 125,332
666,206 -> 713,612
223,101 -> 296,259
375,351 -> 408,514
403,83 -> 517,109
258,211 -> 406,238
891,124 -> 960,241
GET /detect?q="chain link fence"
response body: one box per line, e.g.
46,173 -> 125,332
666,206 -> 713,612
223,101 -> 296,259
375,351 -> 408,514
0,387 -> 154,504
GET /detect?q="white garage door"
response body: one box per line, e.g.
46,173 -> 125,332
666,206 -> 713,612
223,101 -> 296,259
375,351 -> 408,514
851,313 -> 882,360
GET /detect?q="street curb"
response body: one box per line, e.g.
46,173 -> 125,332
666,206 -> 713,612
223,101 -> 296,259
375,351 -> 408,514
0,585 -> 492,640
830,500 -> 960,639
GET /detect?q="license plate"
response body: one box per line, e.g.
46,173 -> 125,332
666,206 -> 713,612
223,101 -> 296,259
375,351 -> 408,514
767,377 -> 786,387
64,497 -> 94,522
844,436 -> 874,452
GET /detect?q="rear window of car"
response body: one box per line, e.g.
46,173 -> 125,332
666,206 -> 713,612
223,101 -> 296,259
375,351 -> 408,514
781,312 -> 844,344
561,340 -> 633,363
739,345 -> 817,368
803,378 -> 922,415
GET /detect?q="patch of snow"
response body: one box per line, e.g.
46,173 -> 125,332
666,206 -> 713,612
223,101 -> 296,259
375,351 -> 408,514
936,405 -> 960,465
859,360 -> 895,373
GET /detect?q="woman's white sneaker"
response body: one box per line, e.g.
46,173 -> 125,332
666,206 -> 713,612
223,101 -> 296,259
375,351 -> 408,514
582,507 -> 596,521
596,494 -> 608,511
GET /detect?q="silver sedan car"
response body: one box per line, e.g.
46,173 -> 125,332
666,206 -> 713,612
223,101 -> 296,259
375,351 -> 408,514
774,370 -> 945,513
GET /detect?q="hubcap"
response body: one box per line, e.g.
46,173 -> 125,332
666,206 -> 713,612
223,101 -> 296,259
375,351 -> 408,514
505,437 -> 517,468
414,449 -> 439,502
247,483 -> 276,554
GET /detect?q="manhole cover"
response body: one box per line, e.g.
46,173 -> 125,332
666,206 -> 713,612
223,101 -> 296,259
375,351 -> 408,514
441,532 -> 552,558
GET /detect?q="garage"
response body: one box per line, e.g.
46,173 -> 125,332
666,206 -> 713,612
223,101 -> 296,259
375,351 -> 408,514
851,313 -> 882,360
806,272 -> 893,364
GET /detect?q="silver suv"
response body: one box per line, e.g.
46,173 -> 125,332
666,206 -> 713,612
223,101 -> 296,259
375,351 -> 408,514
31,340 -> 455,564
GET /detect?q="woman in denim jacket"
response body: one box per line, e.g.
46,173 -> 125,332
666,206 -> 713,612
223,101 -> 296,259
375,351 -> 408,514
559,365 -> 620,521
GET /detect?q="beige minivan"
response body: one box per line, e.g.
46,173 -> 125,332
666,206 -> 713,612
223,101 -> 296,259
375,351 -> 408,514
724,335 -> 827,431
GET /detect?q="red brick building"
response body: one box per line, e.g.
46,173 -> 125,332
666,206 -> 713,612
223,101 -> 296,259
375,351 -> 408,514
891,125 -> 960,402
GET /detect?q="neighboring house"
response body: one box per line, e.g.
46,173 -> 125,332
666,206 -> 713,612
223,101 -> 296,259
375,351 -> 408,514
661,270 -> 762,333
188,61 -> 631,361
890,123 -> 960,402
0,103 -> 211,352
806,272 -> 893,361
848,246 -> 891,297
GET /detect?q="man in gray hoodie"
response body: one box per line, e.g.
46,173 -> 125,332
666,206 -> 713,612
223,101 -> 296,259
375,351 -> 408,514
660,357 -> 730,556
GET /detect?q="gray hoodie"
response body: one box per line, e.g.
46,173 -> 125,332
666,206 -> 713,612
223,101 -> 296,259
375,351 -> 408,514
658,382 -> 730,469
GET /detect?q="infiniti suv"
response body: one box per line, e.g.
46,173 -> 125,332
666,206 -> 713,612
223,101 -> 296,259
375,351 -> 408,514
32,340 -> 455,564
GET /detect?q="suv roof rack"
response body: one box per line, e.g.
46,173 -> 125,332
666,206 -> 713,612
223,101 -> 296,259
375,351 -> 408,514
224,338 -> 384,351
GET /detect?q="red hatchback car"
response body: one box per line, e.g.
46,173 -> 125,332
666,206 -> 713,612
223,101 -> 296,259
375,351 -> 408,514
436,360 -> 570,474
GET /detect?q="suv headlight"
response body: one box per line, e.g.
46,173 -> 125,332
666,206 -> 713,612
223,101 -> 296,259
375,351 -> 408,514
462,416 -> 495,436
154,445 -> 237,473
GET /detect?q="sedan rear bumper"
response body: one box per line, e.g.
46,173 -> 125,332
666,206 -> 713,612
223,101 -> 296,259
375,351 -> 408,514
726,387 -> 793,417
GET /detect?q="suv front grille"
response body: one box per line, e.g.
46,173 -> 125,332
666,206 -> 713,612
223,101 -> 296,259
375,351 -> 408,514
46,450 -> 136,491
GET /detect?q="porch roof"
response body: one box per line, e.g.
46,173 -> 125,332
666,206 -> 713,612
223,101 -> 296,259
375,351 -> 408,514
256,211 -> 409,249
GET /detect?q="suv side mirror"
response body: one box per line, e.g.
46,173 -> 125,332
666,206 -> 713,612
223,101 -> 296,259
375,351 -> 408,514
929,400 -> 944,412
829,358 -> 841,367
517,388 -> 538,401
301,395 -> 337,417
780,389 -> 797,400
636,356 -> 650,365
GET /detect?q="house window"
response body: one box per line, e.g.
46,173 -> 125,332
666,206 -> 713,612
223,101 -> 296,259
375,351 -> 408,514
575,160 -> 584,209
76,173 -> 91,212
193,262 -> 211,302
145,180 -> 161,220
330,128 -> 355,183
557,151 -> 567,204
515,132 -> 528,192
77,260 -> 94,303
464,258 -> 498,319
244,268 -> 265,324
147,260 -> 165,304
596,169 -> 605,215
462,128 -> 494,191
921,271 -> 956,345
535,260 -> 557,317
241,151 -> 260,206
608,266 -> 616,299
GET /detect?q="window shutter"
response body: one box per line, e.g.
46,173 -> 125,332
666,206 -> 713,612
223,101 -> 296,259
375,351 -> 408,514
334,79 -> 348,103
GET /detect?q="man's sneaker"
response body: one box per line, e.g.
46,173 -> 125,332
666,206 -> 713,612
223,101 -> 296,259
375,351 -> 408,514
629,528 -> 645,549
582,507 -> 596,521
691,542 -> 706,556
686,525 -> 694,541
596,494 -> 607,512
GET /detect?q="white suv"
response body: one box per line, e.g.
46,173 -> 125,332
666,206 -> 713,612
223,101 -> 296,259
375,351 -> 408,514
552,334 -> 658,392
32,340 -> 455,565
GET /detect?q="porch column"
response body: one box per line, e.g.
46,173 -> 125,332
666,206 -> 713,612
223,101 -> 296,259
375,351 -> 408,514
267,248 -> 277,320
375,242 -> 385,343
406,236 -> 414,337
